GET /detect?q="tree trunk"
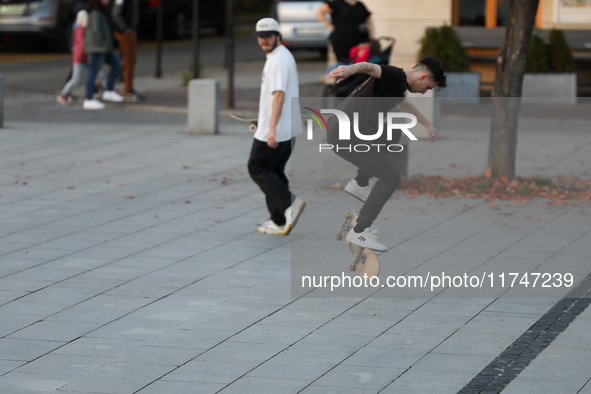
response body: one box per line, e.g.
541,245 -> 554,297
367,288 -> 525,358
488,0 -> 539,179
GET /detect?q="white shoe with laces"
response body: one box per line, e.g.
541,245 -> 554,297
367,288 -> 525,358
83,99 -> 105,110
344,179 -> 374,202
258,221 -> 289,236
285,197 -> 306,233
102,90 -> 124,102
346,227 -> 388,252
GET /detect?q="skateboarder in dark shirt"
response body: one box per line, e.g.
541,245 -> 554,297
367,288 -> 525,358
326,56 -> 447,251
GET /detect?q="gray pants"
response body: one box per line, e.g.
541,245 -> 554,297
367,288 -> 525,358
61,63 -> 86,96
61,64 -> 106,96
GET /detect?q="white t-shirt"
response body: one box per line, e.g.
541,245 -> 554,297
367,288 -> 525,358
254,45 -> 303,143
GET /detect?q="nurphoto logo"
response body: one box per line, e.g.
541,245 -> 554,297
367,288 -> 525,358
302,107 -> 418,153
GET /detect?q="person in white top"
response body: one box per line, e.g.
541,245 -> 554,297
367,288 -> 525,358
248,18 -> 306,236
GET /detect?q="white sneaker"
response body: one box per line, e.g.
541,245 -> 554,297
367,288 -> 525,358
102,90 -> 124,103
346,227 -> 388,252
344,179 -> 374,202
83,99 -> 105,110
285,197 -> 306,233
258,221 -> 289,236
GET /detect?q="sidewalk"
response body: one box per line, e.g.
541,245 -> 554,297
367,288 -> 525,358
0,64 -> 590,393
116,59 -> 327,116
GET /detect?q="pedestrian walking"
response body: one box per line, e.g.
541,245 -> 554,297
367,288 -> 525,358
248,18 -> 306,236
325,56 -> 447,251
316,0 -> 375,66
83,0 -> 124,110
57,10 -> 90,106
112,0 -> 144,102
56,9 -> 106,106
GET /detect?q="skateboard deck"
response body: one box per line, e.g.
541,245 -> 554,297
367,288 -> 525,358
335,211 -> 380,284
231,113 -> 258,132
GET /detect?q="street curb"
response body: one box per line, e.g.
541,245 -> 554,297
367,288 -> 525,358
122,104 -> 258,119
120,104 -> 187,115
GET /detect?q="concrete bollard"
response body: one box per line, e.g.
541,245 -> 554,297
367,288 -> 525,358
187,79 -> 219,134
0,74 -> 3,128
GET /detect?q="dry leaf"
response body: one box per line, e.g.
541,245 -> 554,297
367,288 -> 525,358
450,163 -> 458,168
531,218 -> 541,222
485,168 -> 492,179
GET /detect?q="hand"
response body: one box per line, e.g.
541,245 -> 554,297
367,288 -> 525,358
267,131 -> 278,148
329,24 -> 335,33
427,124 -> 439,141
327,65 -> 354,84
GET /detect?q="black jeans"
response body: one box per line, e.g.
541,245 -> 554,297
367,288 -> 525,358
328,130 -> 401,231
248,138 -> 296,226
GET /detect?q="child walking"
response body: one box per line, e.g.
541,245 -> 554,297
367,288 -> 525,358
57,10 -> 89,106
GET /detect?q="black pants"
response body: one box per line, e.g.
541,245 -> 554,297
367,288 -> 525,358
328,129 -> 401,231
248,138 -> 295,226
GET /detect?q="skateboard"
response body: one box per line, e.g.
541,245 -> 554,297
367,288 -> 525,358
230,114 -> 258,132
335,211 -> 380,283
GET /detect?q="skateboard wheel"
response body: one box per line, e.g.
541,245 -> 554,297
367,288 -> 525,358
344,212 -> 352,219
335,234 -> 342,241
348,264 -> 356,272
249,124 -> 257,132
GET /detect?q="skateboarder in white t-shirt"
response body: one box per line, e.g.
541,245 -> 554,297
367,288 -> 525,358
248,18 -> 306,236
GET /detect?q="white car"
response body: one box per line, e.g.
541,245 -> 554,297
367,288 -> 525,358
272,0 -> 330,53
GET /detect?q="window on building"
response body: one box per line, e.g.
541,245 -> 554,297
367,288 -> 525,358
496,0 -> 511,26
459,0 -> 486,26
557,0 -> 591,23
453,0 -> 541,28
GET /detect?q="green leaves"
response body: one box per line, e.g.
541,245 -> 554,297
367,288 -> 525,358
417,25 -> 470,72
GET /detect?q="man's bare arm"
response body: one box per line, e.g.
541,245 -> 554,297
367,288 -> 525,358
267,90 -> 285,148
326,62 -> 382,83
396,100 -> 439,141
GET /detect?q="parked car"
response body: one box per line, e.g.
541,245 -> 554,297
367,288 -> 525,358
138,0 -> 225,39
271,0 -> 329,53
0,0 -> 78,51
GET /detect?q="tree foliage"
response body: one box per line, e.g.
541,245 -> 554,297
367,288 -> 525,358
525,29 -> 576,73
525,34 -> 550,73
549,29 -> 576,73
418,25 -> 470,72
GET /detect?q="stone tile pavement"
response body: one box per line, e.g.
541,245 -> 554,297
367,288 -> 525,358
1,80 -> 591,392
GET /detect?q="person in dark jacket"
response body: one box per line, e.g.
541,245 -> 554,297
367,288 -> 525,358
112,0 -> 144,101
83,0 -> 124,110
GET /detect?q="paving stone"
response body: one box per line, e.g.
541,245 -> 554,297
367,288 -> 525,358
163,359 -> 260,384
7,320 -> 98,342
114,345 -> 201,366
137,380 -> 226,394
0,338 -> 66,362
12,353 -> 110,377
218,376 -> 310,393
52,337 -> 145,359
0,371 -> 75,393
58,377 -> 149,393
0,359 -> 24,375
